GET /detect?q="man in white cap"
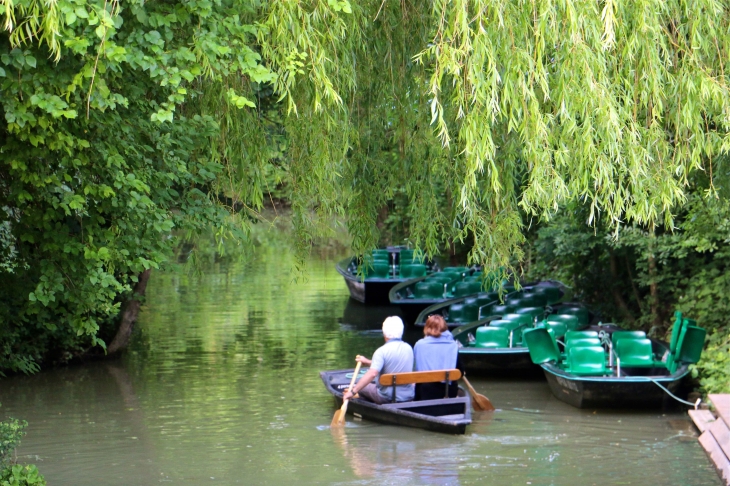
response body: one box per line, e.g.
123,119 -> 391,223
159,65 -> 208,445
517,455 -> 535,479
342,316 -> 415,404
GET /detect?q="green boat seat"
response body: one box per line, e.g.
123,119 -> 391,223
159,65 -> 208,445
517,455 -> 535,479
489,303 -> 515,315
676,325 -> 707,364
398,249 -> 415,264
516,291 -> 549,307
543,321 -> 568,338
523,327 -> 561,364
413,281 -> 443,299
565,330 -> 599,342
490,320 -> 526,345
501,313 -> 533,327
555,306 -> 590,325
546,314 -> 582,331
564,338 -> 601,354
528,285 -> 564,304
475,326 -> 510,348
513,306 -> 546,320
473,292 -> 498,308
362,261 -> 390,278
442,266 -> 468,275
615,338 -> 655,367
372,249 -> 390,258
611,330 -> 646,344
400,263 -> 427,279
447,302 -> 480,323
428,274 -> 457,284
454,281 -> 482,297
568,346 -> 608,376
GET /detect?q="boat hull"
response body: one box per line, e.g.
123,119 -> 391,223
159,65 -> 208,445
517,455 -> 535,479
336,257 -> 409,305
541,363 -> 691,409
458,347 -> 539,375
320,369 -> 472,434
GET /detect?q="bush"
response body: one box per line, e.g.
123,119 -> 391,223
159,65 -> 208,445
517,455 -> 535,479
0,415 -> 45,486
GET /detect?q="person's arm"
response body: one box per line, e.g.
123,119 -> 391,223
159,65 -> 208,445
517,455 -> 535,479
343,368 -> 378,400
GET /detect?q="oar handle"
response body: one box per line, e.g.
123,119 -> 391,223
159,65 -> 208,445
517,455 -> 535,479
346,361 -> 362,396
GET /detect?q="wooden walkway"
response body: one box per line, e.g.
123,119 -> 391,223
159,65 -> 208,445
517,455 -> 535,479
690,394 -> 730,485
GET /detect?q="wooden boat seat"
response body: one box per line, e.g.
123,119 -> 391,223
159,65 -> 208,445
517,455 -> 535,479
379,369 -> 462,403
475,326 -> 510,348
567,346 -> 608,375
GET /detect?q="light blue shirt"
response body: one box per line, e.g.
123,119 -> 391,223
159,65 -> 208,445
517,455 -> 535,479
371,339 -> 415,402
414,331 -> 458,373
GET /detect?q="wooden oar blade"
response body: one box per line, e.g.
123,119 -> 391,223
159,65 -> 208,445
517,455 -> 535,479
331,408 -> 344,427
473,394 -> 495,411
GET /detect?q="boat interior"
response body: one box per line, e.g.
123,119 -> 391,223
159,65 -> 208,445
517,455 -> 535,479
523,312 -> 707,377
345,248 -> 435,279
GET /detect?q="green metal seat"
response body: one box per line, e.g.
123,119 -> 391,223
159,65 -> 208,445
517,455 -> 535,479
372,249 -> 390,258
568,346 -> 608,375
447,302 -> 479,323
546,314 -> 582,331
513,306 -> 546,320
489,303 -> 515,315
523,327 -> 561,364
515,291 -> 549,307
362,261 -> 390,278
475,326 -> 510,348
428,274 -> 458,283
400,263 -> 427,278
413,281 -> 443,298
528,285 -> 564,304
565,330 -> 599,342
544,321 -> 567,338
564,338 -> 601,354
398,249 -> 415,264
555,306 -> 590,325
615,338 -> 655,367
611,330 -> 646,344
454,281 -> 482,297
490,320 -> 526,346
500,313 -> 533,327
442,266 -> 468,275
676,325 -> 707,364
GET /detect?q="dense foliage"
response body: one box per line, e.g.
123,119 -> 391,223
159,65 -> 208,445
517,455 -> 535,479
2,0 -> 730,383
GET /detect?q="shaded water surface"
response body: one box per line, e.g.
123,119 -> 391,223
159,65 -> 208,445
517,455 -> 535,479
0,234 -> 721,485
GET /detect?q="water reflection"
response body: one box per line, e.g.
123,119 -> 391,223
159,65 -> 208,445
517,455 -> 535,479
0,226 -> 722,486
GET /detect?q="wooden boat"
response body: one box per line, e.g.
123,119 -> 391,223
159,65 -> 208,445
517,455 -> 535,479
523,312 -> 707,408
388,266 -> 488,322
320,368 -> 472,434
336,247 -> 438,304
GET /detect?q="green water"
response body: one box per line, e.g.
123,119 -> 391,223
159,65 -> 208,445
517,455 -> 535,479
0,232 -> 721,485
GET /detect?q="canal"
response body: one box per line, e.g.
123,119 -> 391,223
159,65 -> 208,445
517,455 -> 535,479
0,226 -> 721,485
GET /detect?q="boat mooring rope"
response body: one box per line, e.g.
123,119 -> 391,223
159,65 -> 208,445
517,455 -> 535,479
650,379 -> 702,409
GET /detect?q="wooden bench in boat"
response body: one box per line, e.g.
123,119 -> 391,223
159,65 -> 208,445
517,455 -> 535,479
379,369 -> 462,403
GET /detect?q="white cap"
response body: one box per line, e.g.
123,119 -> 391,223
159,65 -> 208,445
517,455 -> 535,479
382,316 -> 404,339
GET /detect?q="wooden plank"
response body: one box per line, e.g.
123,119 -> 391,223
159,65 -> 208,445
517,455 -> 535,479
379,369 -> 462,386
699,430 -> 730,484
710,418 -> 730,462
710,394 -> 730,426
690,409 -> 717,433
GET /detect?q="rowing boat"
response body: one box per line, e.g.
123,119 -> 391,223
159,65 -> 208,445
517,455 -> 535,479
320,368 -> 472,434
523,312 -> 706,408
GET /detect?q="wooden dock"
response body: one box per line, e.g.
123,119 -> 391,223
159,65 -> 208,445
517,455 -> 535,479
690,394 -> 730,484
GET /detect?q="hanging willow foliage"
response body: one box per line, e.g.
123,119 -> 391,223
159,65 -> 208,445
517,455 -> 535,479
2,0 -> 730,324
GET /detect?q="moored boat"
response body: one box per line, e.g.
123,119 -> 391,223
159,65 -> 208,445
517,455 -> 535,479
320,368 -> 472,434
336,248 -> 438,304
388,266 -> 484,321
522,312 -> 706,408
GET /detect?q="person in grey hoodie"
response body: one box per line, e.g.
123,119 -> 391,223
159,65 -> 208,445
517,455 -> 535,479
413,315 -> 461,400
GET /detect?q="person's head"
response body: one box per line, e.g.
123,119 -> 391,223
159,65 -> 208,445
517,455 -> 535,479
424,314 -> 447,337
382,316 -> 404,340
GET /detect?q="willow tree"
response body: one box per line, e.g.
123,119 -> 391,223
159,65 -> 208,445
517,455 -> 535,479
1,0 -> 729,369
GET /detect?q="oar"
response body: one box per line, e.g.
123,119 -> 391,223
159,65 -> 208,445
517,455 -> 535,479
462,374 -> 495,411
331,361 -> 362,427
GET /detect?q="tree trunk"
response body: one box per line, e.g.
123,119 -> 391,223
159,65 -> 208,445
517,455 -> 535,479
608,250 -> 636,324
108,269 -> 152,355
